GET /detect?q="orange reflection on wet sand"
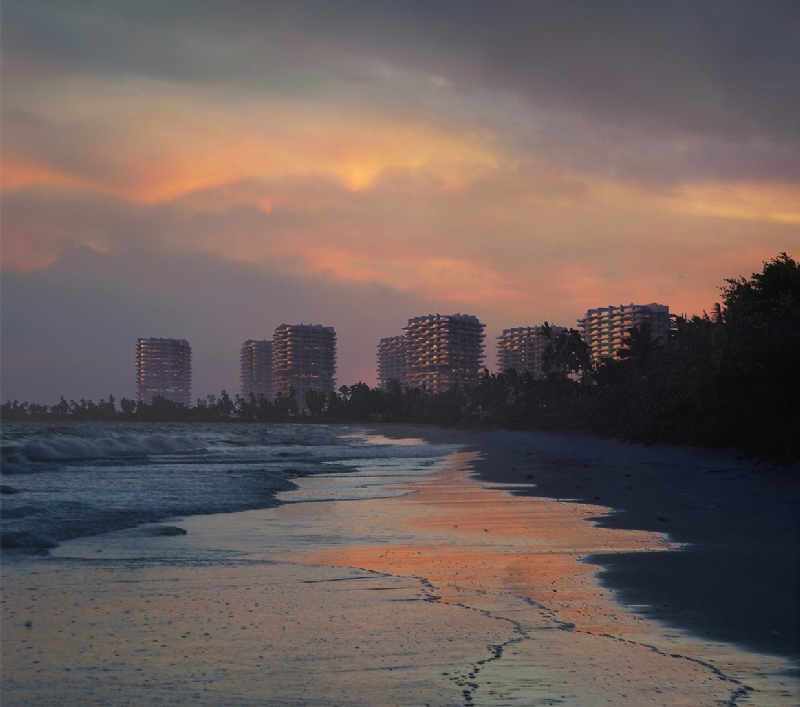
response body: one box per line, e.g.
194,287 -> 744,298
300,453 -> 679,638
290,452 -> 796,706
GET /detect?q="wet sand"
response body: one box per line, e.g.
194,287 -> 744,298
368,424 -> 799,657
452,427 -> 800,659
2,429 -> 798,706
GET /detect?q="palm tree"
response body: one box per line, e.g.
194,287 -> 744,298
617,323 -> 660,367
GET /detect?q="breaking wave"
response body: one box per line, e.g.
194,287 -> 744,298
1,421 -> 457,551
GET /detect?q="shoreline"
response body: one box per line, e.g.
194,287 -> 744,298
3,425 -> 798,705
370,423 -> 800,660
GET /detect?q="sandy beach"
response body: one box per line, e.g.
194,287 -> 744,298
2,426 -> 798,706
458,427 -> 800,659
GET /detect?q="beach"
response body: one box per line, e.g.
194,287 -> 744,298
2,426 -> 798,706
459,427 -> 800,659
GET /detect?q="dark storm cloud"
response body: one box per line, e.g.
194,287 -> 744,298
4,1 -> 798,189
519,112 -> 800,185
2,0 -> 334,96
5,0 -> 798,144
381,0 -> 800,141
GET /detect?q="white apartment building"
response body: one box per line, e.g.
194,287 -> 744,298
376,335 -> 406,388
578,303 -> 674,363
135,338 -> 193,406
496,325 -> 567,379
272,324 -> 336,406
240,339 -> 273,400
404,313 -> 485,393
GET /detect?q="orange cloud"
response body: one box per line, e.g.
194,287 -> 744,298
297,248 -> 526,309
672,182 -> 800,224
583,178 -> 800,226
4,74 -> 797,332
3,76 -> 501,205
2,158 -> 95,193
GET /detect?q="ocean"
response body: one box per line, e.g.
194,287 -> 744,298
0,421 -> 458,553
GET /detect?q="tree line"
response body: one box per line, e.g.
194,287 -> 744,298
3,253 -> 798,465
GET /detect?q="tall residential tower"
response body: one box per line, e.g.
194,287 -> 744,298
272,324 -> 336,406
135,338 -> 193,406
578,303 -> 674,363
376,335 -> 407,389
403,313 -> 485,393
496,325 -> 567,379
240,339 -> 273,400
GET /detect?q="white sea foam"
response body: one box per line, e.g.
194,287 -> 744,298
0,421 -> 459,551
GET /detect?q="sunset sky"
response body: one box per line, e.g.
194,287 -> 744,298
2,1 -> 799,402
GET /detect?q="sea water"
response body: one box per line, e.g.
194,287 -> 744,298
0,421 -> 457,552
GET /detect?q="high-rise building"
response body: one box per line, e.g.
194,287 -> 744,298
404,313 -> 485,393
135,338 -> 193,406
240,340 -> 273,400
376,336 -> 407,388
496,325 -> 567,379
578,303 -> 674,363
272,324 -> 336,406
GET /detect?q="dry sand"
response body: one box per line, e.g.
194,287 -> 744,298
2,427 -> 798,706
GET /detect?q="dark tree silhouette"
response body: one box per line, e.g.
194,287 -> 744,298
617,323 -> 661,367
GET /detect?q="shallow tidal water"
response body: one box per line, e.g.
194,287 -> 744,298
2,425 -> 797,706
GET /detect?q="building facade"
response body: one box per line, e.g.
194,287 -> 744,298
404,313 -> 485,393
240,339 -> 273,400
272,324 -> 337,406
135,338 -> 193,406
578,303 -> 674,363
376,335 -> 407,388
496,325 -> 567,379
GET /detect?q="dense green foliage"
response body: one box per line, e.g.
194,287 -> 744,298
590,252 -> 800,464
3,254 -> 798,464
